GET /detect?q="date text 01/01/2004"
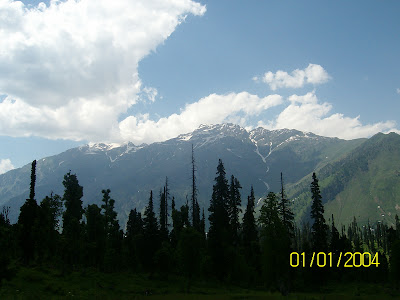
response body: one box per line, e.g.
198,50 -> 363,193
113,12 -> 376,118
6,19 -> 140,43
290,252 -> 380,268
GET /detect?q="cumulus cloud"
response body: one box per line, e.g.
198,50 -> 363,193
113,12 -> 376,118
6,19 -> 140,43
0,159 -> 15,175
119,92 -> 283,143
0,0 -> 205,141
260,64 -> 330,90
259,91 -> 398,140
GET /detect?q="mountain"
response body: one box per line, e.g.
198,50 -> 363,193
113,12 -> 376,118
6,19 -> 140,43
0,123 -> 384,227
288,132 -> 400,226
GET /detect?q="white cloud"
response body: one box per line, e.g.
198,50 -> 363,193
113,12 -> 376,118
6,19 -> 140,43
0,159 -> 15,175
259,91 -> 398,140
0,0 -> 205,142
260,64 -> 330,90
119,92 -> 283,143
397,88 -> 400,94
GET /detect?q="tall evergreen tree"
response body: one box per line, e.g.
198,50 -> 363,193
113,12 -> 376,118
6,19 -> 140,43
310,172 -> 328,252
242,186 -> 260,283
37,193 -> 63,262
18,160 -> 39,264
159,187 -> 168,240
125,208 -> 144,271
84,204 -> 106,269
228,175 -> 242,246
278,173 -> 294,239
0,207 -> 13,283
142,190 -> 159,273
100,189 -> 122,271
164,177 -> 169,230
62,172 -> 84,237
208,159 -> 231,279
259,192 -> 289,290
191,144 -> 201,231
62,171 -> 84,268
242,186 -> 258,247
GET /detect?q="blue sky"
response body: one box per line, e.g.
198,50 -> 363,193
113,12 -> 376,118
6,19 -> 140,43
0,0 -> 400,173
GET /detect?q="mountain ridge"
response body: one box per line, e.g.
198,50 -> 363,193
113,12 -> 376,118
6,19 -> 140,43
2,123 -> 396,228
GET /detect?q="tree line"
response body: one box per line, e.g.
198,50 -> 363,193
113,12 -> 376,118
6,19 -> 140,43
1,149 -> 400,294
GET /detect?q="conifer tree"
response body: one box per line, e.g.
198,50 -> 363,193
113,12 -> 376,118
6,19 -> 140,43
142,190 -> 159,273
242,186 -> 258,247
200,208 -> 206,238
37,193 -> 63,262
278,173 -> 294,239
329,214 -> 340,253
0,207 -> 13,283
18,160 -> 39,264
125,208 -> 144,270
62,172 -> 84,237
62,171 -> 84,268
242,186 -> 260,282
84,204 -> 106,269
101,189 -> 122,271
208,159 -> 231,279
191,144 -> 201,231
228,175 -> 242,245
159,187 -> 168,240
310,172 -> 328,252
258,192 -> 288,289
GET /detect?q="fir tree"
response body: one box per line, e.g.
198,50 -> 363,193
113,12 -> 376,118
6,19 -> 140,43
142,190 -> 159,273
62,171 -> 84,268
18,160 -> 39,264
208,159 -> 231,279
310,172 -> 328,252
159,187 -> 168,240
278,173 -> 294,239
125,208 -> 144,271
242,186 -> 258,247
191,144 -> 201,231
258,192 -> 289,290
228,175 -> 242,246
84,204 -> 106,269
242,186 -> 260,283
100,189 -> 122,271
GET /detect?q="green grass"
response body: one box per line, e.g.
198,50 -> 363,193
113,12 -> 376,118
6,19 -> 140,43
1,267 -> 399,299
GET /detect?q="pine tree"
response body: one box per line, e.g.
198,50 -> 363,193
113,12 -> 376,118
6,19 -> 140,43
164,177 -> 169,231
142,190 -> 159,273
208,159 -> 231,279
125,208 -> 144,271
100,189 -> 122,271
200,208 -> 206,238
278,173 -> 294,239
159,187 -> 168,240
228,175 -> 242,246
84,204 -> 106,269
310,172 -> 328,252
0,207 -> 13,282
62,171 -> 84,268
191,144 -> 201,231
18,160 -> 39,264
242,186 -> 260,283
329,214 -> 340,253
37,193 -> 63,262
258,192 -> 289,290
242,186 -> 258,247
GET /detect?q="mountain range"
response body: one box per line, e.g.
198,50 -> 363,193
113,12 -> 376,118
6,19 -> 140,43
1,123 -> 399,228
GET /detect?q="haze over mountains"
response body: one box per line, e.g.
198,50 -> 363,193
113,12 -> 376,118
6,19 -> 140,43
1,123 -> 399,227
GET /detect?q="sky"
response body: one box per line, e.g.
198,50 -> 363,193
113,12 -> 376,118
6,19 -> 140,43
0,0 -> 400,173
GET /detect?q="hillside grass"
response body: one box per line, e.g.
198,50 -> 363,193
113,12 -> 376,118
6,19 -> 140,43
1,267 -> 398,299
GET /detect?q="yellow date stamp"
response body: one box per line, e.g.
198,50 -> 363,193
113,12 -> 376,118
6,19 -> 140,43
290,252 -> 380,268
